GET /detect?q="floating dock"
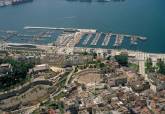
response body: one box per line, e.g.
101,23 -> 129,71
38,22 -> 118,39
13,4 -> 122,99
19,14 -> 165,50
82,33 -> 93,46
90,32 -> 102,46
102,33 -> 112,46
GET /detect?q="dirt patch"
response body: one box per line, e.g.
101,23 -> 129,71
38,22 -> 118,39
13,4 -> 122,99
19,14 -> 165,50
77,73 -> 101,85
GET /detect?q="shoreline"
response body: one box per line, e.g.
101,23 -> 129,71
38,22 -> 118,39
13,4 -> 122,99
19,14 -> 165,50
0,26 -> 164,54
5,42 -> 165,55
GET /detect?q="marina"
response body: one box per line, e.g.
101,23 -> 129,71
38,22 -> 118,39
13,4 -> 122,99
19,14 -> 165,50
0,0 -> 164,53
0,27 -> 148,50
101,33 -> 112,46
90,32 -> 102,46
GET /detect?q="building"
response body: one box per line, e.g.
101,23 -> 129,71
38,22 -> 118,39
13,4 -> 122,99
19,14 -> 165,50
29,64 -> 50,74
131,81 -> 150,93
0,63 -> 12,77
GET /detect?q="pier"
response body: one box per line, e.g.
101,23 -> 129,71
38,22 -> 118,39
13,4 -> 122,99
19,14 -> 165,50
82,33 -> 93,46
102,33 -> 112,46
112,33 -> 147,41
55,32 -> 75,47
90,32 -> 102,46
113,34 -> 124,47
130,36 -> 138,45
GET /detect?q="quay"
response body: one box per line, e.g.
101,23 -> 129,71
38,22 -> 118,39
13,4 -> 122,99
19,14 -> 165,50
102,33 -> 112,46
90,32 -> 102,46
82,33 -> 93,46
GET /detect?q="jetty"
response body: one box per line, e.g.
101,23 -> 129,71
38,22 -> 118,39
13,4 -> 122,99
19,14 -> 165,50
102,33 -> 112,46
82,33 -> 93,46
90,32 -> 102,46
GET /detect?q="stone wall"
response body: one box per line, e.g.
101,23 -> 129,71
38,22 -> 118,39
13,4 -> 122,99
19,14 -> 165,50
0,80 -> 52,101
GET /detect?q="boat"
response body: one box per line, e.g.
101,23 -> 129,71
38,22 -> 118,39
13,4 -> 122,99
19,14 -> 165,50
12,0 -> 33,5
138,37 -> 147,41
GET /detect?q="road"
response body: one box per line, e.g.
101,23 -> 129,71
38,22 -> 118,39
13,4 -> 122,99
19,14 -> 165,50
65,66 -> 75,86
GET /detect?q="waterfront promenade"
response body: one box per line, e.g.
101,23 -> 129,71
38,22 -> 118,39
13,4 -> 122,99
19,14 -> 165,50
2,42 -> 165,76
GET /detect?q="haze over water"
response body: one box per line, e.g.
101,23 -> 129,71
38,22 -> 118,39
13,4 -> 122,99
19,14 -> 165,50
0,0 -> 165,53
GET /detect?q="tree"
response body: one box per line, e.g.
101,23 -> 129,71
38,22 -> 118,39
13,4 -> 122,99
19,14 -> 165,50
0,58 -> 34,90
156,59 -> 165,75
74,66 -> 78,73
93,52 -> 97,59
99,63 -> 105,68
106,55 -> 111,60
115,54 -> 128,66
145,58 -> 154,73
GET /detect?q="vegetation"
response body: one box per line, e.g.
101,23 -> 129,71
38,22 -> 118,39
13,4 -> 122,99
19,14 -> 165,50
128,63 -> 139,71
92,52 -> 97,59
53,92 -> 66,101
145,58 -> 165,75
82,51 -> 89,55
99,62 -> 105,68
58,72 -> 69,87
106,55 -> 111,60
115,54 -> 128,66
156,59 -> 165,75
145,58 -> 155,73
0,58 -> 34,91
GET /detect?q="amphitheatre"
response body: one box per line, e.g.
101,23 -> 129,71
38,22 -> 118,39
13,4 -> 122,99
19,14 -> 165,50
74,69 -> 103,85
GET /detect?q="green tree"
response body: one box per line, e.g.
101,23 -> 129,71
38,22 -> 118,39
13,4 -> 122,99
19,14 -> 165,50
145,58 -> 154,73
99,63 -> 105,68
106,55 -> 111,60
115,54 -> 128,66
93,52 -> 97,59
82,51 -> 88,55
0,58 -> 34,91
156,59 -> 165,75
